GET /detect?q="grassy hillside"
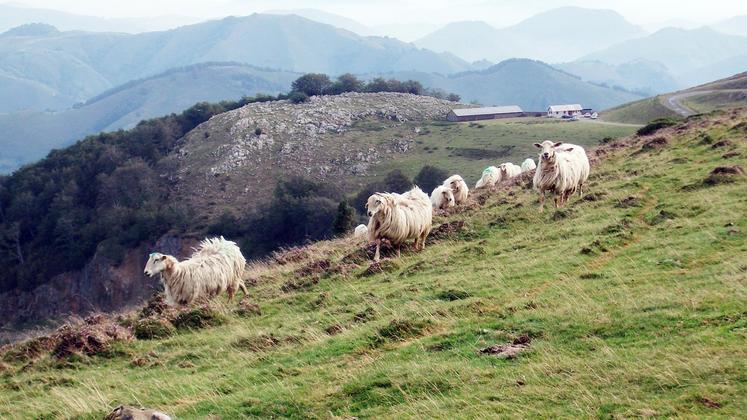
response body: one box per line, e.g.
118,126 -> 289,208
166,94 -> 636,228
601,97 -> 679,124
602,71 -> 747,124
2,108 -> 745,418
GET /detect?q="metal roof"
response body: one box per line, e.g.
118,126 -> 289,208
548,104 -> 583,112
451,106 -> 523,117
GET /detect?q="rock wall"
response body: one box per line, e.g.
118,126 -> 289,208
0,236 -> 198,343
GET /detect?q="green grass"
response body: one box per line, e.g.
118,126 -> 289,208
682,91 -> 747,114
1,110 -> 746,419
601,96 -> 679,124
348,118 -> 637,189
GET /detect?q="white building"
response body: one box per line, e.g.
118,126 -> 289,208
547,104 -> 583,118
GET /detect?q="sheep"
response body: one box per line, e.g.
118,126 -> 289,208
430,185 -> 455,210
353,224 -> 368,240
443,175 -> 469,205
499,162 -> 522,180
521,158 -> 536,173
143,236 -> 248,306
532,140 -> 590,210
475,166 -> 501,189
366,186 -> 433,262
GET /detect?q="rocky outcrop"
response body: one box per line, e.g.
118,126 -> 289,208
0,236 -> 198,343
163,92 -> 456,223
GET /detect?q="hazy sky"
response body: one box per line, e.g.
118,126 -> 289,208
5,0 -> 746,26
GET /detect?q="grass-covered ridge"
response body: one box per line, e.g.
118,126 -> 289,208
1,109 -> 746,418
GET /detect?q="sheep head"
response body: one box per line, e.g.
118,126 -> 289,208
144,253 -> 176,277
366,194 -> 391,218
499,163 -> 509,177
441,188 -> 455,207
446,175 -> 464,194
534,140 -> 564,162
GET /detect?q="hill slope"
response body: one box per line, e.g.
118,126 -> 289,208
1,108 -> 745,417
0,63 -> 299,173
0,93 -> 636,335
415,7 -> 644,63
373,59 -> 644,110
603,71 -> 747,123
0,14 -> 470,112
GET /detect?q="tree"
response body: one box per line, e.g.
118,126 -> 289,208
329,73 -> 363,94
383,169 -> 413,193
365,77 -> 390,93
401,80 -> 424,95
289,91 -> 310,104
291,73 -> 332,96
331,201 -> 356,235
414,165 -> 449,193
447,93 -> 461,102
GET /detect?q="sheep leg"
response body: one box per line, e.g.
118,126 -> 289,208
227,286 -> 235,302
238,281 -> 249,301
538,192 -> 546,212
397,244 -> 401,259
374,239 -> 381,262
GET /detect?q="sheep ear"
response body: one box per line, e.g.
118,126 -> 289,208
533,143 -> 541,148
554,141 -> 564,147
563,147 -> 574,152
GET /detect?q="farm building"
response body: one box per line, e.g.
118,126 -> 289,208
547,104 -> 583,118
447,106 -> 524,122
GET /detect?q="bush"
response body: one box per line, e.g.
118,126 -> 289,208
332,201 -> 357,235
134,318 -> 175,340
172,306 -> 226,331
414,165 -> 449,193
637,118 -> 679,136
291,73 -> 332,96
288,91 -> 309,104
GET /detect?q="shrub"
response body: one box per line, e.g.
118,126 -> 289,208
332,201 -> 357,235
171,306 -> 226,330
291,73 -> 332,96
288,91 -> 310,104
134,318 -> 176,340
414,165 -> 449,193
373,319 -> 433,345
637,118 -> 679,136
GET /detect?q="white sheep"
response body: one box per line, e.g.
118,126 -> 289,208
499,162 -> 522,180
353,224 -> 368,240
143,237 -> 248,306
430,185 -> 455,210
521,158 -> 536,173
366,186 -> 433,262
475,166 -> 501,189
532,140 -> 590,210
443,175 -> 469,205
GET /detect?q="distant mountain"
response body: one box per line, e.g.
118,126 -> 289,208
0,63 -> 298,173
369,59 -> 644,111
416,7 -> 645,63
264,9 -> 371,35
557,59 -> 680,95
581,27 -> 747,83
711,16 -> 747,37
0,14 -> 471,113
0,3 -> 197,33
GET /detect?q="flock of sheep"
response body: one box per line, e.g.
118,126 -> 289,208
144,141 -> 590,306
